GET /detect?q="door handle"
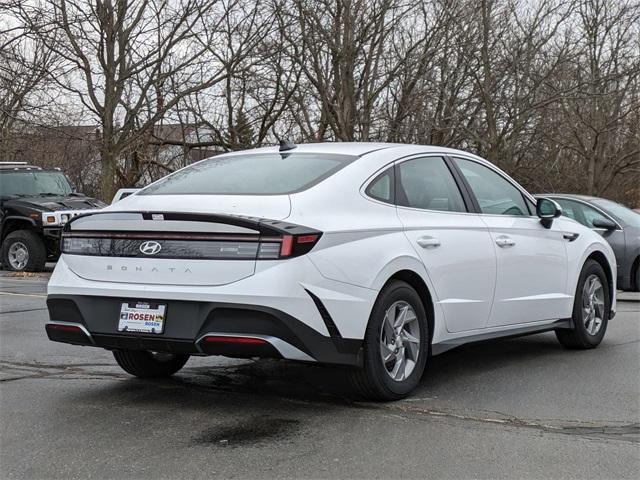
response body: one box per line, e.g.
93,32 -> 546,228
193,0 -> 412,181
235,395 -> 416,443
417,236 -> 441,249
563,232 -> 580,242
495,235 -> 515,248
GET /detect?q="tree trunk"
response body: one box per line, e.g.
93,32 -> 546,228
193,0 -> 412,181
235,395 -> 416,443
100,120 -> 117,202
100,147 -> 117,202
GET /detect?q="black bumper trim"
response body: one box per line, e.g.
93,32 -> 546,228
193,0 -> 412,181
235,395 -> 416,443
46,295 -> 363,366
305,289 -> 342,338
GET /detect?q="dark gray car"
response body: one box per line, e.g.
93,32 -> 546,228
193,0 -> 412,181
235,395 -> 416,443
537,194 -> 640,292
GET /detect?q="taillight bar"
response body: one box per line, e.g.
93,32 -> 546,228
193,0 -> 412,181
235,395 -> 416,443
62,231 -> 268,241
61,232 -> 322,260
62,211 -> 322,260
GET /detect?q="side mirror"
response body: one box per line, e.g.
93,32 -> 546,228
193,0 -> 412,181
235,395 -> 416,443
592,218 -> 617,230
536,197 -> 562,229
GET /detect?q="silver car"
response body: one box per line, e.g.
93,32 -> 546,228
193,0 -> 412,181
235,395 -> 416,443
537,194 -> 640,292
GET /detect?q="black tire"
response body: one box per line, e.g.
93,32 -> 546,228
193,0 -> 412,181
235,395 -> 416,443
635,264 -> 640,293
113,350 -> 189,378
350,280 -> 429,401
1,230 -> 46,272
555,259 -> 610,349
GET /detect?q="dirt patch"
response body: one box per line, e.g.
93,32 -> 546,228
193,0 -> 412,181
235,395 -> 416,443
193,417 -> 300,447
2,271 -> 43,278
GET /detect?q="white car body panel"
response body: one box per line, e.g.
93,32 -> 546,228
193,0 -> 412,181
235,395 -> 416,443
479,214 -> 572,326
397,208 -> 496,333
47,142 -> 617,364
111,193 -> 292,220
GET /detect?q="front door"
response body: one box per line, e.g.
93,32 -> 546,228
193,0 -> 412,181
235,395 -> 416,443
453,157 -> 571,326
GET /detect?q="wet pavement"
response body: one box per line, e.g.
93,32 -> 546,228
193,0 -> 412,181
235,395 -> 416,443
1,272 -> 638,479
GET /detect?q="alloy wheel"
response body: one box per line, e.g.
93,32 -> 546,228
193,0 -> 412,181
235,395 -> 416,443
379,300 -> 420,381
8,241 -> 29,270
582,274 -> 605,336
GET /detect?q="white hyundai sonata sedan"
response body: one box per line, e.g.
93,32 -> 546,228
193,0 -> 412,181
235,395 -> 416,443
46,142 -> 617,400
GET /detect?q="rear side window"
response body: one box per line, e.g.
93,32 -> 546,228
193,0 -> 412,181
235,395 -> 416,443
140,153 -> 356,195
365,168 -> 394,204
395,157 -> 467,212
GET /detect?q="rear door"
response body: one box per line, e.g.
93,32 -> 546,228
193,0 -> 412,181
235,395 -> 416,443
393,156 -> 497,333
452,157 -> 571,326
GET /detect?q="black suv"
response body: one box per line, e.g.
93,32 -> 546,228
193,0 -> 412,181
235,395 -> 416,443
0,163 -> 106,271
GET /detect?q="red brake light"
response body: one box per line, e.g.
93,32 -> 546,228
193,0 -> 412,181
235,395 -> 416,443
297,234 -> 319,244
275,233 -> 321,258
203,336 -> 267,345
280,235 -> 294,257
48,324 -> 83,332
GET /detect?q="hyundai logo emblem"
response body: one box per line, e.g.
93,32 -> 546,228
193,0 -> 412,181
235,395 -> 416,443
139,240 -> 162,255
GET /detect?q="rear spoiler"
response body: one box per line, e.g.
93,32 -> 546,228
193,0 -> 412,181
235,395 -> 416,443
64,210 -> 318,236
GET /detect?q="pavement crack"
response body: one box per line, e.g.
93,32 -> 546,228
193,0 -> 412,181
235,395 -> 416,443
601,339 -> 640,348
0,307 -> 48,314
373,403 -> 640,444
0,360 -> 124,382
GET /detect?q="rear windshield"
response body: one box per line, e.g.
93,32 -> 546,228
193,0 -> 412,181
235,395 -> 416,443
140,153 -> 357,195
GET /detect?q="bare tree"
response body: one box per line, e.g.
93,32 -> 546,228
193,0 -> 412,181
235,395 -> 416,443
546,0 -> 640,199
286,0 -> 427,141
0,4 -> 64,159
2,0 -> 638,206
15,0 -> 269,200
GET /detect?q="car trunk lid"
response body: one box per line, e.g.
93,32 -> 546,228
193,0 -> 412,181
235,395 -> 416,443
61,211 -> 320,286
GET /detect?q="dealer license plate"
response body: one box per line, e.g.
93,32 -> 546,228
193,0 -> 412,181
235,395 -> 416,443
118,302 -> 166,334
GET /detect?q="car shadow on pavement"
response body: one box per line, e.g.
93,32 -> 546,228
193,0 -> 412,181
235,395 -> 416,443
66,332 -> 566,407
423,332 -> 565,388
52,333 -> 607,449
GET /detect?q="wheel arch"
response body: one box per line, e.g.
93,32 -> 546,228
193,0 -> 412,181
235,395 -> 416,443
585,250 -> 614,304
380,269 -> 435,346
1,216 -> 38,241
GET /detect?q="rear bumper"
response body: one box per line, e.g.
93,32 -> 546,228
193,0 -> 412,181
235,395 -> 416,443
45,295 -> 363,366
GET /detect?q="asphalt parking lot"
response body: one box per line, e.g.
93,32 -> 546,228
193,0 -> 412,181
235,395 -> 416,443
1,271 -> 639,479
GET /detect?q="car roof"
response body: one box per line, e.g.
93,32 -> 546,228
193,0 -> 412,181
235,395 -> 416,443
0,163 -> 54,171
535,193 -> 602,202
216,142 -> 483,159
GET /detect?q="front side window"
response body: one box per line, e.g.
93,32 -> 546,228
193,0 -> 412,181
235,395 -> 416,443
554,198 -> 614,228
454,158 -> 528,216
553,198 -> 581,221
581,204 -> 611,228
0,171 -> 72,197
591,198 -> 640,227
140,153 -> 357,195
395,157 -> 467,212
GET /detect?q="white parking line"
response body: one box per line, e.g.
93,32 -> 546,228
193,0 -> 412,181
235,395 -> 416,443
0,292 -> 47,298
